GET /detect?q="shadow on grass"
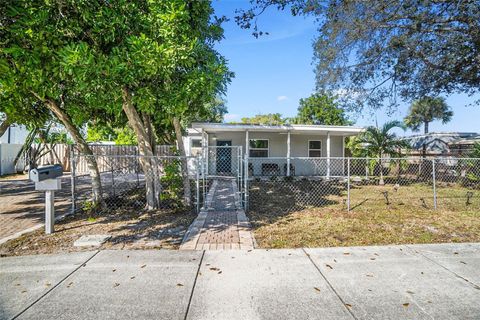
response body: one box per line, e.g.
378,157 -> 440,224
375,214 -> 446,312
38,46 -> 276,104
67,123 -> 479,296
247,179 -> 345,227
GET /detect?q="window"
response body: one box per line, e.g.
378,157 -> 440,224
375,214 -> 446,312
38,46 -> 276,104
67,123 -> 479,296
190,138 -> 202,156
191,138 -> 202,148
308,140 -> 322,157
249,139 -> 269,157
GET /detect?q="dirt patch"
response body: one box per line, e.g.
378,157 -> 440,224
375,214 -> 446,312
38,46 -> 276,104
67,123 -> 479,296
0,191 -> 196,257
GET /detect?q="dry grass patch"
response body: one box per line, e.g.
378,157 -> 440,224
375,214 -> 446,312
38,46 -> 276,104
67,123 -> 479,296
248,180 -> 480,248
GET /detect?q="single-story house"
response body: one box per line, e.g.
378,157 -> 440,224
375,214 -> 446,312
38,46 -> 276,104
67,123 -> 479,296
402,132 -> 479,156
184,122 -> 364,177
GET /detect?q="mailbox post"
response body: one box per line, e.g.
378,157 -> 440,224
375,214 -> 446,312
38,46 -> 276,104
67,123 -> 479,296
29,164 -> 63,234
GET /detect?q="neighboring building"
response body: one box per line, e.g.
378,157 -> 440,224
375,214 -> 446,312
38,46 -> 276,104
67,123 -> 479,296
0,125 -> 28,175
0,124 -> 29,144
184,122 -> 363,177
402,132 -> 479,156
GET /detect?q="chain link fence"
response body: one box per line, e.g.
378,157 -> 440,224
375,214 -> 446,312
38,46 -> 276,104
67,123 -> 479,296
245,156 -> 480,214
71,154 -> 205,214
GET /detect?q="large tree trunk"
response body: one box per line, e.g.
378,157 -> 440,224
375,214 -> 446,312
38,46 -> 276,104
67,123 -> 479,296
43,99 -> 104,205
122,87 -> 161,210
142,113 -> 156,154
0,115 -> 11,138
173,117 -> 192,207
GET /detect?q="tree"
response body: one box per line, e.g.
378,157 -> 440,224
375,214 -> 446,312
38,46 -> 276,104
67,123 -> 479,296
53,0 -> 230,209
236,1 -> 480,111
404,97 -> 453,134
292,93 -> 351,125
404,96 -> 453,157
239,113 -> 286,125
352,121 -> 409,185
1,0 -> 105,204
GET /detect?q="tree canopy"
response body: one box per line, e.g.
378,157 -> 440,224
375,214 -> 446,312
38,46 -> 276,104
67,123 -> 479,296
404,97 -> 453,134
239,113 -> 286,125
236,0 -> 480,111
291,93 -> 350,125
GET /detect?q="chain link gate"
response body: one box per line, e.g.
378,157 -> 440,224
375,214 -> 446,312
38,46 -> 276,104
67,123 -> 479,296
200,146 -> 243,210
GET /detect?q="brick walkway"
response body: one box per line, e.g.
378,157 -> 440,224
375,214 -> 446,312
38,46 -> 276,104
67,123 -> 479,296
0,178 -> 72,244
180,179 -> 255,250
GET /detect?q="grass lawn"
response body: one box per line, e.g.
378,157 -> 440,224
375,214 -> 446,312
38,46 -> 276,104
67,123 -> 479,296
248,180 -> 480,248
0,191 -> 196,257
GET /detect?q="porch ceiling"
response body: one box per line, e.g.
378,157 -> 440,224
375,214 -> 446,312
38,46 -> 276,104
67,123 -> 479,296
190,122 -> 364,136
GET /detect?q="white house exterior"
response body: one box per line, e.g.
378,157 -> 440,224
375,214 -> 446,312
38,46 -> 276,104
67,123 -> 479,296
184,123 -> 364,178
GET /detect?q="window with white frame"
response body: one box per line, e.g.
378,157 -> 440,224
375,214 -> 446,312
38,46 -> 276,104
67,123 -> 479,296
308,140 -> 322,157
249,139 -> 269,157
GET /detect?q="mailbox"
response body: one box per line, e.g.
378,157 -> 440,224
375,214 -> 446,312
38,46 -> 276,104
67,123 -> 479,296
29,164 -> 63,182
29,164 -> 64,235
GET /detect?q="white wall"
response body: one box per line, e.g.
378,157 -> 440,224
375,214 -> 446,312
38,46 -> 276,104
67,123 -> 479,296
202,131 -> 345,158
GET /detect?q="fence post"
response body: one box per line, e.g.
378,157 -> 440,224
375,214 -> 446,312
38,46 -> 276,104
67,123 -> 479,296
196,157 -> 200,213
244,154 -> 249,212
69,145 -> 76,214
432,158 -> 437,210
347,157 -> 351,212
365,156 -> 369,180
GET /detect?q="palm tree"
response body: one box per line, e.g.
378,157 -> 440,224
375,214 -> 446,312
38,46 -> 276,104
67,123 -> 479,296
353,120 -> 409,185
404,96 -> 453,156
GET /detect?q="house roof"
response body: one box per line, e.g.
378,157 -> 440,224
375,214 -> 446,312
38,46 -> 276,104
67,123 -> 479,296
189,122 -> 364,136
402,132 -> 479,152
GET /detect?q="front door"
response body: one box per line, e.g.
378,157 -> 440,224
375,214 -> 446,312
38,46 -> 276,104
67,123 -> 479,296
216,140 -> 232,174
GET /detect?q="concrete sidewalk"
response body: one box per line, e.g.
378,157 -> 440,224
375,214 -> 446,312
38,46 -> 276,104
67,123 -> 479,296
1,243 -> 479,320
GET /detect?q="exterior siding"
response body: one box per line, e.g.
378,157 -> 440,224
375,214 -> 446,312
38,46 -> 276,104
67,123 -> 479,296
202,132 -> 344,158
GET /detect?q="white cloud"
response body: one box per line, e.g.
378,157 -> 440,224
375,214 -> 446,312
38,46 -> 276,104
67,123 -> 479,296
223,114 -> 240,122
277,95 -> 288,101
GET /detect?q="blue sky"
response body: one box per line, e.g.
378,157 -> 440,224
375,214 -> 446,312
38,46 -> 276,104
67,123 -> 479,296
212,0 -> 480,135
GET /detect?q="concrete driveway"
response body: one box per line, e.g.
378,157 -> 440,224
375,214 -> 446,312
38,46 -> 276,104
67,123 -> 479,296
1,243 -> 479,320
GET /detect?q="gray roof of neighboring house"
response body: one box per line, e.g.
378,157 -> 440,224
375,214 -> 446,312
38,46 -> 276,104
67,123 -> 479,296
403,132 -> 479,152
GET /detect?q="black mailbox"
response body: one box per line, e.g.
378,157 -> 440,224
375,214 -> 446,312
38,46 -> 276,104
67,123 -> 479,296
29,164 -> 63,182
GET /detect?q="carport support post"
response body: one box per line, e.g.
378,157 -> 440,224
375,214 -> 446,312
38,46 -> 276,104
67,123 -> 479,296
326,132 -> 331,179
45,190 -> 55,234
244,154 -> 249,212
432,159 -> 437,210
347,157 -> 351,211
287,130 -> 291,176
